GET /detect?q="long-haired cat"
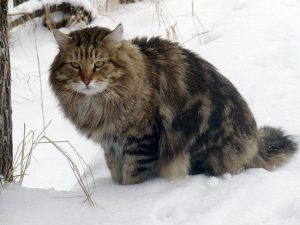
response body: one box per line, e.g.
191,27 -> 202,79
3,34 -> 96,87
50,24 -> 297,185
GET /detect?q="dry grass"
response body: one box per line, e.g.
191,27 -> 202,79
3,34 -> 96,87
6,44 -> 96,205
97,0 -> 181,40
190,0 -> 208,44
103,0 -> 137,10
151,0 -> 181,41
11,121 -> 96,205
12,122 -> 50,185
150,0 -> 208,44
37,136 -> 96,205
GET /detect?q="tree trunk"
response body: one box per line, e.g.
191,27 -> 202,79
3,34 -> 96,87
0,0 -> 13,181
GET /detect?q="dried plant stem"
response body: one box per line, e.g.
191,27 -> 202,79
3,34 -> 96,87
191,0 -> 208,44
12,120 -> 96,204
151,0 -> 181,41
40,136 -> 95,205
12,49 -> 96,200
35,44 -> 46,134
19,124 -> 26,184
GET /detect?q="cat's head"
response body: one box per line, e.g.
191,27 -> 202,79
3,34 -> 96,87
50,24 -> 133,97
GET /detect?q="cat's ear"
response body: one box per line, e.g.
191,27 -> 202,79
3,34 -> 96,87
53,30 -> 72,48
103,24 -> 123,44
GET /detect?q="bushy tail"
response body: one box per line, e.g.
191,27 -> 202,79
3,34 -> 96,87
257,126 -> 298,169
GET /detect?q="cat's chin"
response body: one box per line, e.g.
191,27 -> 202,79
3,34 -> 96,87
71,81 -> 108,96
77,88 -> 104,96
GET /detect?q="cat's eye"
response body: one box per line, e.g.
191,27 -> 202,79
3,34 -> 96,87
71,61 -> 81,69
94,60 -> 105,69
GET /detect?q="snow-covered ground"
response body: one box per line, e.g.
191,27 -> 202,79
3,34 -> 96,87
1,0 -> 300,224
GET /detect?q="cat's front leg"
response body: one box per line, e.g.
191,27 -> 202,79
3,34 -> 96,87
104,152 -> 123,184
158,128 -> 191,180
121,153 -> 158,185
121,137 -> 159,185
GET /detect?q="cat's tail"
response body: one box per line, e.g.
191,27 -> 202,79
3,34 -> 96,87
254,127 -> 298,169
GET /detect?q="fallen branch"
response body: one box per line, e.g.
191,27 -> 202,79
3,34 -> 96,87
9,2 -> 93,30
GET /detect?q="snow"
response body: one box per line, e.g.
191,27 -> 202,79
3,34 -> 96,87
1,0 -> 300,224
2,170 -> 300,225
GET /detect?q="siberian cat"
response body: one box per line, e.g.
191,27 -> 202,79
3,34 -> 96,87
50,24 -> 297,184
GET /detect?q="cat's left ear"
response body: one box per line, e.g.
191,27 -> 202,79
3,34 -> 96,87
53,29 -> 72,48
103,24 -> 123,44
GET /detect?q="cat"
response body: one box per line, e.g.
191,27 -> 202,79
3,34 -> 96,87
50,24 -> 298,185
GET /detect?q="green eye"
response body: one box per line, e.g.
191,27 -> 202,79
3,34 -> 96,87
71,61 -> 81,69
94,60 -> 105,68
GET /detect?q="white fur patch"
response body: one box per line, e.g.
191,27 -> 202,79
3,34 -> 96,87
71,80 -> 108,95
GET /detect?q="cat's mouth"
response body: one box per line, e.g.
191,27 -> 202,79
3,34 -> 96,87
71,81 -> 108,96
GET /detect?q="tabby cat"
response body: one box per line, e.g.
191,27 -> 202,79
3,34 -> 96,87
50,24 -> 298,185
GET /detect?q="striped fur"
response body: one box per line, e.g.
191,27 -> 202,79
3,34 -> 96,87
50,25 -> 298,184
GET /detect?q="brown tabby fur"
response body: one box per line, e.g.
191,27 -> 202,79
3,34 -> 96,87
50,25 -> 298,185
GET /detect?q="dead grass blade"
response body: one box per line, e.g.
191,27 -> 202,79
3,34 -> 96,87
35,44 -> 46,134
190,0 -> 208,44
11,121 -> 96,205
151,0 -> 181,41
39,136 -> 95,205
8,40 -> 96,205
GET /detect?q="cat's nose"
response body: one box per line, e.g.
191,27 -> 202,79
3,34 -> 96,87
82,78 -> 92,86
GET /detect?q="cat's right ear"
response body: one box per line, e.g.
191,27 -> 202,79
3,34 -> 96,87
53,30 -> 72,48
102,24 -> 123,45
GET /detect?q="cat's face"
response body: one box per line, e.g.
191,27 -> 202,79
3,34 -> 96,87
51,25 -> 125,96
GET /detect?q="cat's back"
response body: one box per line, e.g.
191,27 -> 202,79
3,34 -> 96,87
130,36 -> 222,104
131,36 -> 216,81
131,37 -> 179,57
131,36 -> 256,136
131,37 -> 201,66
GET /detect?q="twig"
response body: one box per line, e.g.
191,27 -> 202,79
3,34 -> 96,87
19,124 -> 26,184
9,2 -> 93,30
35,44 -> 46,134
41,136 -> 95,205
191,0 -> 208,44
151,0 -> 181,41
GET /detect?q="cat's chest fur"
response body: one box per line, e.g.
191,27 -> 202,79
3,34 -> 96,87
73,97 -> 121,140
76,104 -> 126,157
71,94 -> 156,149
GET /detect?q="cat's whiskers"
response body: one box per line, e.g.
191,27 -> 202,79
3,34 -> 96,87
103,87 -> 122,116
110,83 -> 131,97
104,91 -> 119,120
58,86 -> 82,113
102,92 -> 112,118
102,90 -> 113,107
72,90 -> 80,112
57,87 -> 71,96
57,88 -> 72,105
62,94 -> 74,107
111,82 -> 130,91
103,89 -> 118,109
